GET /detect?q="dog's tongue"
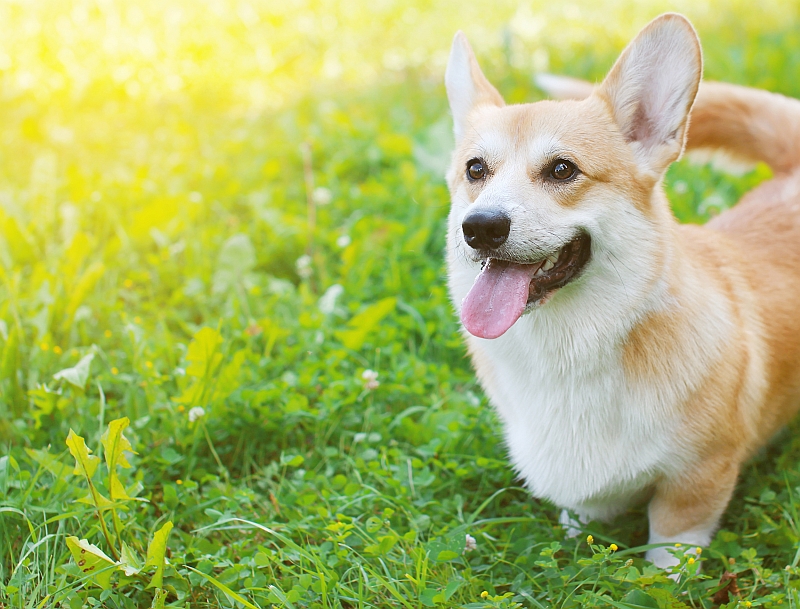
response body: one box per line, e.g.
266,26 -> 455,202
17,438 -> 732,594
461,259 -> 542,339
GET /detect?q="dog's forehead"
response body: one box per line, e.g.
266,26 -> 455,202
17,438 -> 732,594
460,98 -> 629,177
471,101 -> 585,152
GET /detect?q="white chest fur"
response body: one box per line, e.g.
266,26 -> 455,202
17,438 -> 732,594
469,324 -> 681,518
450,258 -> 697,520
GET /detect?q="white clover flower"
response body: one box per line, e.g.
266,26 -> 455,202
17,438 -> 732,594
699,193 -> 727,216
188,406 -> 206,423
296,254 -> 312,279
336,234 -> 351,248
465,534 -> 477,553
318,283 -> 344,314
312,187 -> 333,206
361,369 -> 379,390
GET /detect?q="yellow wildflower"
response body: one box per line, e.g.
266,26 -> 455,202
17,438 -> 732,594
586,535 -> 593,545
105,330 -> 112,338
480,591 -> 489,599
52,346 -> 62,354
111,367 -> 119,375
609,543 -> 618,551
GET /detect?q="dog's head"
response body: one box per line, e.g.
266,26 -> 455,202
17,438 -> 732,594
445,14 -> 702,339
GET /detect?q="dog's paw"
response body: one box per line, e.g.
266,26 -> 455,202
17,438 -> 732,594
646,546 -> 680,570
646,545 -> 702,582
559,509 -> 585,538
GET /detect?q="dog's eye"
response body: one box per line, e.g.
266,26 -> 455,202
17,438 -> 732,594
549,159 -> 577,181
466,158 -> 486,181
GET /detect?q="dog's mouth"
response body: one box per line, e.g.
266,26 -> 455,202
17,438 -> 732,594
461,232 -> 591,339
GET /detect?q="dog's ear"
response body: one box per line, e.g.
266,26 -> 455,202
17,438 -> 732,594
596,14 -> 702,176
445,32 -> 504,141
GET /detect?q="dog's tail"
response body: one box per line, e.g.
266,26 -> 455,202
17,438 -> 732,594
535,74 -> 800,175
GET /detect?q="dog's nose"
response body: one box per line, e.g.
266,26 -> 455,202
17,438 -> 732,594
462,209 -> 511,250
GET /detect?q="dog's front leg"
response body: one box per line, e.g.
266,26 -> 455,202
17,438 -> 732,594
559,509 -> 589,538
645,460 -> 740,570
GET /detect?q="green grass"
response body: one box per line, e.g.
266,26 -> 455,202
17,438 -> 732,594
2,1 -> 800,607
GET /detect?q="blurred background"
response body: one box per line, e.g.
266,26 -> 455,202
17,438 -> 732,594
3,1 -> 800,605
1,0 -> 796,387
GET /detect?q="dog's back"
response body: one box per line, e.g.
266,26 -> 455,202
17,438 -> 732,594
692,83 -> 800,446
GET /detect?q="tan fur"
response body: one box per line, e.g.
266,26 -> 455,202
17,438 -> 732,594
709,173 -> 800,447
689,83 -> 800,175
537,75 -> 800,175
446,14 -> 800,566
612,106 -> 800,544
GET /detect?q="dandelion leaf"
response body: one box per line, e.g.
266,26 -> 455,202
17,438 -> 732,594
176,327 -> 227,406
101,417 -> 136,502
29,384 -> 62,428
145,521 -> 173,589
65,536 -> 116,590
150,589 -> 168,609
119,541 -> 144,576
54,353 -> 95,389
213,348 -> 246,400
25,447 -> 73,480
66,429 -> 100,479
185,327 -> 223,378
75,493 -> 112,510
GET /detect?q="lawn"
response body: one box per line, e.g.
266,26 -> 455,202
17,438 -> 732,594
2,0 -> 800,607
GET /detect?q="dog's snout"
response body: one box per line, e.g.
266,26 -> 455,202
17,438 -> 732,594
462,209 -> 511,250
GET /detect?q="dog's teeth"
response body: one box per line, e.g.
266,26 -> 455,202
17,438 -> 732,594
542,259 -> 555,271
535,267 -> 546,276
547,254 -> 559,264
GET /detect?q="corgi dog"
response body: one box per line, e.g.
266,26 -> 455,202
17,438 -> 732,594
444,13 -> 800,569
